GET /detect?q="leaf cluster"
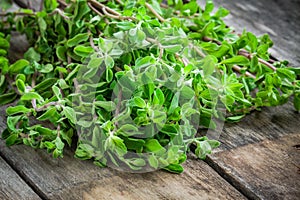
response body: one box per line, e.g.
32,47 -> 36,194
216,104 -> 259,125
0,0 -> 299,173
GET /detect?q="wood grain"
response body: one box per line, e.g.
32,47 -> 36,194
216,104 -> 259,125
0,139 -> 245,200
207,134 -> 300,200
0,157 -> 41,200
212,101 -> 300,151
1,0 -> 300,199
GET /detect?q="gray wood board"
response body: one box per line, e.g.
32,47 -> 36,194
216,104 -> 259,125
207,134 -> 300,200
0,157 -> 41,200
0,142 -> 245,200
212,101 -> 300,151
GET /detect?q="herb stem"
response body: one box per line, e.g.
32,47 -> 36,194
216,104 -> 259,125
57,124 -> 61,138
101,7 -> 121,19
5,74 -> 20,95
35,102 -> 59,112
115,0 -> 124,6
88,0 -> 120,17
57,0 -> 68,7
145,3 -> 165,22
232,65 -> 256,79
146,37 -> 164,59
203,36 -> 277,71
88,30 -> 99,51
238,50 -> 277,71
189,43 -> 206,58
88,2 -> 103,17
114,87 -> 122,127
49,8 -> 70,20
73,78 -> 83,104
232,106 -> 257,114
202,36 -> 222,45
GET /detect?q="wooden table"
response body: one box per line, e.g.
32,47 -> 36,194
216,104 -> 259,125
1,0 -> 299,199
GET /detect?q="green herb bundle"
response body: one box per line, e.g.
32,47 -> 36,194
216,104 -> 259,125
0,0 -> 299,173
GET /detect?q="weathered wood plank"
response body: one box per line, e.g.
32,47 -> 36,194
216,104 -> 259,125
207,134 -> 300,200
0,157 -> 41,200
0,140 -> 246,200
199,0 -> 300,66
212,101 -> 300,151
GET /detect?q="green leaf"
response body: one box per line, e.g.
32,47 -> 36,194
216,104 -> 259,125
74,45 -> 94,57
6,105 -> 31,115
52,85 -> 62,99
34,78 -> 57,92
180,85 -> 195,99
16,79 -> 26,94
104,55 -> 114,69
195,140 -> 212,159
67,33 -> 89,47
0,37 -> 10,49
75,143 -> 94,160
38,17 -> 47,32
24,47 -> 41,63
116,21 -> 136,30
227,115 -> 245,122
21,92 -> 43,101
37,107 -> 60,121
208,140 -> 221,148
164,45 -> 182,54
94,101 -> 116,112
202,55 -> 217,76
7,115 -> 22,131
88,57 -> 103,68
56,46 -> 67,61
6,134 -> 18,146
135,56 -> 155,69
148,155 -> 159,169
63,107 -> 76,124
44,0 -> 59,12
133,97 -> 147,108
221,56 -> 249,65
123,137 -> 145,151
276,68 -> 296,82
0,92 -> 17,106
9,59 -> 29,74
44,141 -> 55,150
214,7 -> 229,18
144,139 -> 165,154
130,158 -> 146,167
294,92 -> 300,111
0,49 -> 7,56
40,64 -> 53,73
109,136 -> 127,157
0,0 -> 13,11
153,88 -> 165,105
0,57 -> 9,74
55,137 -> 65,150
53,148 -> 63,158
163,163 -> 184,173
247,32 -> 258,52
136,29 -> 146,43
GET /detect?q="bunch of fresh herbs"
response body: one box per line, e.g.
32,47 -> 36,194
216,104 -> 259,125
0,0 -> 299,173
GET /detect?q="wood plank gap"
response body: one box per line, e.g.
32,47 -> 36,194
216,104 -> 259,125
204,155 -> 260,200
189,143 -> 258,200
0,151 -> 48,200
